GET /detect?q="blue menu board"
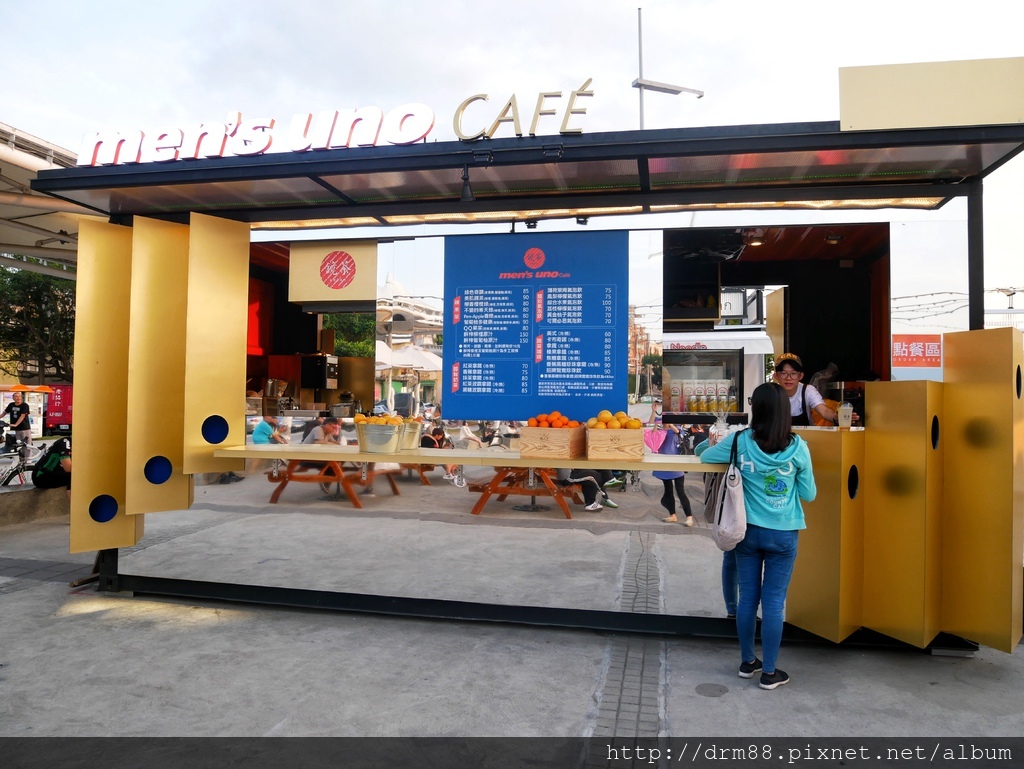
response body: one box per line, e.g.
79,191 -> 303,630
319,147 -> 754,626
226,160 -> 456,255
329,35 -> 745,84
442,231 -> 628,422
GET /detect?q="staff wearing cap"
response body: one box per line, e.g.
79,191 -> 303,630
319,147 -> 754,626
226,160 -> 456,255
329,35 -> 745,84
773,353 -> 840,427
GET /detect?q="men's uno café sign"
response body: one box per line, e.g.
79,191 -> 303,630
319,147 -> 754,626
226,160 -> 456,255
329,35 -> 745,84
77,79 -> 594,167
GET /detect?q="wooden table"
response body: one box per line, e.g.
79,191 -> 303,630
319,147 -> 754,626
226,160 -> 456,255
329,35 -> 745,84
266,457 -> 401,507
217,443 -> 726,474
468,467 -> 584,519
220,445 -> 727,518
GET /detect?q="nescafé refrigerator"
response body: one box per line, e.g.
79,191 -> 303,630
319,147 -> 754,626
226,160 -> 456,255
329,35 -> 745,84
661,347 -> 744,415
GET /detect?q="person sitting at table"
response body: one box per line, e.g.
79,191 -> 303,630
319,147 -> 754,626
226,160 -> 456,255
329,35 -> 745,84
297,416 -> 342,478
301,415 -> 325,442
557,468 -> 619,512
303,417 -> 341,444
253,415 -> 285,445
480,421 -> 499,447
421,426 -> 458,481
458,421 -> 483,449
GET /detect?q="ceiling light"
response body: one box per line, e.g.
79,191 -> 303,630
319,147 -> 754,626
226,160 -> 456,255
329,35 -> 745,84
460,165 -> 475,203
744,228 -> 765,246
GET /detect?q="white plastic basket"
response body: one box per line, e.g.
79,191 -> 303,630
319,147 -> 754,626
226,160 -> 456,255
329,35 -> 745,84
356,423 -> 402,454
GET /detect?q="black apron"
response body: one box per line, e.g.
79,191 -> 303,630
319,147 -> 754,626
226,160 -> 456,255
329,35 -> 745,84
792,384 -> 811,427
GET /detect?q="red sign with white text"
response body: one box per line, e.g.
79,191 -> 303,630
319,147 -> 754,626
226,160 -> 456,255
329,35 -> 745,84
892,334 -> 942,367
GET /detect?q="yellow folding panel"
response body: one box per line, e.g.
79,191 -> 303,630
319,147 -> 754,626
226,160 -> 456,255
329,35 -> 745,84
125,218 -> 194,514
70,220 -> 144,553
786,429 -> 865,643
862,381 -> 943,648
941,327 -> 1023,653
182,213 -> 249,474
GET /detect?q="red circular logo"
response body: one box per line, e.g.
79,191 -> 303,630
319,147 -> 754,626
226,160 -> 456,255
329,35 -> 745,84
524,247 -> 545,269
320,251 -> 356,289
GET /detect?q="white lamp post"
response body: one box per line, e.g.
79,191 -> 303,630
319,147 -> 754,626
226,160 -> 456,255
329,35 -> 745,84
632,7 -> 704,130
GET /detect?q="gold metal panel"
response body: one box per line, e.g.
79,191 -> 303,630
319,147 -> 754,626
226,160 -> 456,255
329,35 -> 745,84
942,328 -> 1024,653
786,428 -> 865,643
863,381 -> 943,647
338,357 -> 375,415
69,220 -> 144,553
840,57 -> 1024,131
182,213 -> 249,474
288,240 -> 377,303
125,218 -> 195,514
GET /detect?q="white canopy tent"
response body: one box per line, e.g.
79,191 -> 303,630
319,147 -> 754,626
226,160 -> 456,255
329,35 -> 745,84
391,344 -> 443,371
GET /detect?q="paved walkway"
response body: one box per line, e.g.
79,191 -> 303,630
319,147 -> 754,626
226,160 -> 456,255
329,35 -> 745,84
1,465 -> 1022,738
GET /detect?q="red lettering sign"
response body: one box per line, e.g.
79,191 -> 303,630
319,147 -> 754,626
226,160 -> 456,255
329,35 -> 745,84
892,334 -> 942,367
320,251 -> 356,289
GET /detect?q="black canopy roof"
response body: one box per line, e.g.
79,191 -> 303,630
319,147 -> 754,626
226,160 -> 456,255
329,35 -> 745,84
32,120 -> 1024,231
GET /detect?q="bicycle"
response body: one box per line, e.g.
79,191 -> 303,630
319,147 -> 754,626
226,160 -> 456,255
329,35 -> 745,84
0,433 -> 44,486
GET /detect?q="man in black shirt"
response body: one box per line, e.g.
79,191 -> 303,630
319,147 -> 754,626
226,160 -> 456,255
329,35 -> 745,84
3,392 -> 32,445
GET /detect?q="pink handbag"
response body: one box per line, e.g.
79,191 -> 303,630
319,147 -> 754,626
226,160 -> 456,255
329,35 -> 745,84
643,427 -> 666,453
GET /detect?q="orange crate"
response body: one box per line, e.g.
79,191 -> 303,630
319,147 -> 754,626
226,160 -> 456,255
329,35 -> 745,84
518,426 -> 587,459
586,428 -> 645,460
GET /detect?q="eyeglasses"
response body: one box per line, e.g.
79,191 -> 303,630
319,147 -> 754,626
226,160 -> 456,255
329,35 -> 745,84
776,371 -> 801,379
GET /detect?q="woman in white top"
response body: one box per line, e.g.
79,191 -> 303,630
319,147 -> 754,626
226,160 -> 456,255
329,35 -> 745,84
773,353 -> 838,427
458,421 -> 483,448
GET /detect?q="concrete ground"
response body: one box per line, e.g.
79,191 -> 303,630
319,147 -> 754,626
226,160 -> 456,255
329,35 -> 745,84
1,461 -> 1022,738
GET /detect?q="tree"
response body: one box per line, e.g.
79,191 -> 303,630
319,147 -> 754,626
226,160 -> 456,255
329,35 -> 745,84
641,353 -> 663,395
322,312 -> 375,358
0,267 -> 75,383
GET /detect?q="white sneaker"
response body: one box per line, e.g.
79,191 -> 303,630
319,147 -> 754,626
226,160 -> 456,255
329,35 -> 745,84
685,516 -> 694,527
442,473 -> 455,480
584,501 -> 603,512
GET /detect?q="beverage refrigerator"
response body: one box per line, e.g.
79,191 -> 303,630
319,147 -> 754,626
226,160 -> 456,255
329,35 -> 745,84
661,330 -> 773,417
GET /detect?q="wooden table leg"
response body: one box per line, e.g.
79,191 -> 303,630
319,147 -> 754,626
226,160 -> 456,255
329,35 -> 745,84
336,463 -> 363,508
537,469 -> 573,519
471,467 -> 513,515
495,467 -> 528,502
269,460 -> 299,503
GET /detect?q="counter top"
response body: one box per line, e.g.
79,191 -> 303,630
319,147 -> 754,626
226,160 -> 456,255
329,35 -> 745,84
213,444 -> 728,473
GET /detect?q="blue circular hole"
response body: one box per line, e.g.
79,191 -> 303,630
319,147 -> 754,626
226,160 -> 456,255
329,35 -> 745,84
89,494 -> 119,523
144,455 -> 173,484
201,415 -> 230,445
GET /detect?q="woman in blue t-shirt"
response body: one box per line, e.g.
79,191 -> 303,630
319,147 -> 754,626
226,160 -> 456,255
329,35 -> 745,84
695,382 -> 816,691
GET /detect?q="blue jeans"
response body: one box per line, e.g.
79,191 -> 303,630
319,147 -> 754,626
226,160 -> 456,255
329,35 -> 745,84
735,524 -> 799,674
722,550 -> 738,615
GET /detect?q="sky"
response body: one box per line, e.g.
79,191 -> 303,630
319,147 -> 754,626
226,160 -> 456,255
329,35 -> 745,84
5,0 -> 1023,338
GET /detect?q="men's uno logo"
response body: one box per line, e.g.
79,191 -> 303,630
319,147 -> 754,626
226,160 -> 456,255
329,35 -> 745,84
524,248 -> 545,269
320,251 -> 356,289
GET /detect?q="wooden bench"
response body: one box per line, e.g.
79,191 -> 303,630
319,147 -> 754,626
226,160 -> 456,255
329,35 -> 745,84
268,460 -> 401,507
468,467 -> 584,519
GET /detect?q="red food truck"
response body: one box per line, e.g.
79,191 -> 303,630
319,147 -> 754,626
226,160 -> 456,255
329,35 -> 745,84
43,384 -> 73,435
